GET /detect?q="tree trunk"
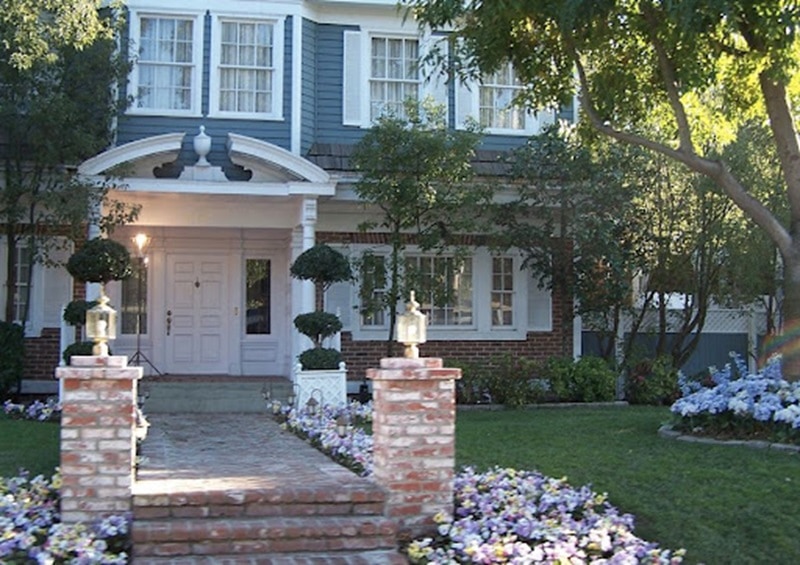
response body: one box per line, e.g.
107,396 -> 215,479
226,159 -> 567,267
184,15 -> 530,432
776,248 -> 800,380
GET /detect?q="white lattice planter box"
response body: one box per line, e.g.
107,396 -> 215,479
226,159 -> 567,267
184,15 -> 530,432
294,362 -> 347,408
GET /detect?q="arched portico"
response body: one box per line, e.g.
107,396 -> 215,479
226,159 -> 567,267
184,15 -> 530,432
79,130 -> 333,377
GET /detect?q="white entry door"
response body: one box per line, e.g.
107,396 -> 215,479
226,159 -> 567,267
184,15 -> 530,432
165,254 -> 228,374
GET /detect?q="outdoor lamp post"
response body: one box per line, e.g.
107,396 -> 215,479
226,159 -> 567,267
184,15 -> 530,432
86,293 -> 117,356
396,291 -> 427,358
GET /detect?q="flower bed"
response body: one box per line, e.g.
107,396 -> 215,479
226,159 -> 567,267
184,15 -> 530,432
3,397 -> 61,422
0,472 -> 129,563
277,402 -> 683,563
670,354 -> 800,445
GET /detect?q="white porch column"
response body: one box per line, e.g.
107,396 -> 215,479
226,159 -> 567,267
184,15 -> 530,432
84,202 -> 103,302
290,198 -> 318,371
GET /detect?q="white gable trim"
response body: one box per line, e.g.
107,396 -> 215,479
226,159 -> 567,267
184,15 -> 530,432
227,133 -> 330,184
79,133 -> 185,176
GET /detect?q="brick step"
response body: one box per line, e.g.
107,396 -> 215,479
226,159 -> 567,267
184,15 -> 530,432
132,515 -> 399,558
133,549 -> 409,564
133,485 -> 388,520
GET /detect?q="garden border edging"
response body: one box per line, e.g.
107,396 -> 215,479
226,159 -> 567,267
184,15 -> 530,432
457,401 -> 629,411
658,424 -> 800,453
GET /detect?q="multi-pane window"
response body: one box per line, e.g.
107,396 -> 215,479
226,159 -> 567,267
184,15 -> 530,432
219,20 -> 274,114
121,260 -> 148,335
246,259 -> 271,334
491,257 -> 514,326
12,244 -> 31,324
370,37 -> 419,120
359,254 -> 387,327
136,17 -> 195,111
479,63 -> 525,130
408,256 -> 472,326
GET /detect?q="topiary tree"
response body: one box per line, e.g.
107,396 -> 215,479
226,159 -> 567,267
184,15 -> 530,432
66,237 -> 132,284
290,244 -> 351,370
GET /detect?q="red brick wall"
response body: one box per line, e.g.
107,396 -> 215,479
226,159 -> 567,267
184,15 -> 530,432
23,328 -> 62,381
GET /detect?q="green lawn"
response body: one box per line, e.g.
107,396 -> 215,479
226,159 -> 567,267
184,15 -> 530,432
457,405 -> 800,564
3,406 -> 799,563
0,413 -> 59,478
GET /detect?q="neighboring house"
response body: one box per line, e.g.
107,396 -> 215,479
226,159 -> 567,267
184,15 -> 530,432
9,0 -> 578,387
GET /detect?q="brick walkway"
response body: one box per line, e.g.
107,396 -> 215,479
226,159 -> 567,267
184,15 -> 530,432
132,414 -> 406,564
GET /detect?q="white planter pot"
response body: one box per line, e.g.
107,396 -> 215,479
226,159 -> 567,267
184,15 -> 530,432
293,362 -> 348,409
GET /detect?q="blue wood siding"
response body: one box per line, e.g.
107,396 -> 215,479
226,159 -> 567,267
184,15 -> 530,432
314,24 -> 363,145
301,18 -> 317,154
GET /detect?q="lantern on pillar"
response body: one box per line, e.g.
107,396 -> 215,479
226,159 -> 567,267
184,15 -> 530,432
396,291 -> 427,358
85,292 -> 117,356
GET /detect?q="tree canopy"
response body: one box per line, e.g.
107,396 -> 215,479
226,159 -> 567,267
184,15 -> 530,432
0,0 -> 114,69
409,0 -> 800,376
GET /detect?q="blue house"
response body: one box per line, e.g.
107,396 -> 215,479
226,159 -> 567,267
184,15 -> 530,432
10,0 -> 575,386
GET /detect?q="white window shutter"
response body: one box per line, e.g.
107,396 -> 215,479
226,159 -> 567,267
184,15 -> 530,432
527,278 -> 553,331
325,281 -> 353,330
42,243 -> 72,328
420,37 -> 449,113
342,30 -> 362,126
455,78 -> 475,130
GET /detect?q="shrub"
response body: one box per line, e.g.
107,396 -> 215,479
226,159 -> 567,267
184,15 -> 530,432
289,244 -> 352,293
293,311 -> 342,348
63,341 -> 102,365
671,353 -> 800,444
541,356 -> 616,402
449,360 -> 491,405
62,299 -> 98,327
626,356 -> 679,405
0,321 -> 24,400
484,354 -> 542,407
298,347 -> 342,371
66,238 -> 132,284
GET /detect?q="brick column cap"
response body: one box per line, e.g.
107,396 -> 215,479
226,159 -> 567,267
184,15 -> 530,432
69,355 -> 130,368
367,357 -> 461,381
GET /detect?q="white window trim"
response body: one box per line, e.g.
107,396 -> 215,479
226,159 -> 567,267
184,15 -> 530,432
343,28 -> 448,129
455,65 -> 558,136
337,245 -> 535,341
208,14 -> 285,121
127,9 -> 205,117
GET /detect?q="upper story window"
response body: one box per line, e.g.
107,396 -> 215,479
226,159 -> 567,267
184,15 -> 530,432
456,62 -> 556,135
369,37 -> 419,120
343,30 -> 447,127
131,13 -> 202,115
210,16 -> 284,119
480,65 -> 525,130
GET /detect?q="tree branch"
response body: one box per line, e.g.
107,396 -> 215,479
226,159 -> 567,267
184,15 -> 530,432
569,48 -> 792,257
640,3 -> 695,154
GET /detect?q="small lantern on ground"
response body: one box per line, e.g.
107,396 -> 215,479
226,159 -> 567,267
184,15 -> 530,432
396,291 -> 427,358
85,293 -> 117,356
336,414 -> 349,437
306,395 -> 319,415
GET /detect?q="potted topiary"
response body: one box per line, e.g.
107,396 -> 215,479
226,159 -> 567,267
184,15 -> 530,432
290,244 -> 351,408
61,299 -> 99,365
66,237 -> 132,358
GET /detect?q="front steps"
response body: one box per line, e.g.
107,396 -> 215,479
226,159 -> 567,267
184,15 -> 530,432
140,377 -> 293,413
131,482 -> 407,564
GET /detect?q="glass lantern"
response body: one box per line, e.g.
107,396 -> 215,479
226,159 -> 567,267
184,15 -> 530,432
396,291 -> 427,358
86,292 -> 117,356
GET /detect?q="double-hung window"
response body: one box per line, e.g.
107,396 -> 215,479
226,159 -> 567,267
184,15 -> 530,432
369,37 -> 419,120
210,17 -> 284,119
491,257 -> 514,326
343,30 -> 447,127
133,14 -> 201,114
12,243 -> 32,324
479,64 -> 525,131
359,254 -> 388,327
407,255 -> 473,326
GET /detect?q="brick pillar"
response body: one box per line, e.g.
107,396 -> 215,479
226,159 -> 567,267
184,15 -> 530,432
56,355 -> 143,524
367,357 -> 461,537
